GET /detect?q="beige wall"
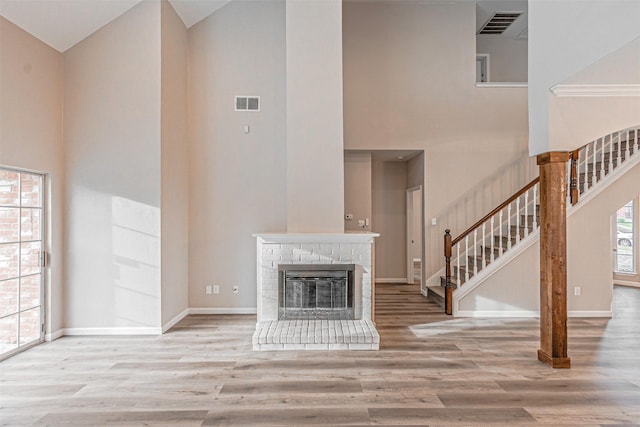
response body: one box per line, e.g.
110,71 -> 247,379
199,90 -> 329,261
343,1 -> 531,282
0,17 -> 64,337
160,0 -> 189,327
63,1 -> 162,329
476,38 -> 527,83
528,1 -> 640,155
286,0 -> 344,233
372,160 -> 407,280
188,1 -> 286,309
344,151 -> 372,232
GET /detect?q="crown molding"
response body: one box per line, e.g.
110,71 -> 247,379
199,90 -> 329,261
551,84 -> 640,97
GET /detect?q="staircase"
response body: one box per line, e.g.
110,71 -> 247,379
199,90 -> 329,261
428,125 -> 640,314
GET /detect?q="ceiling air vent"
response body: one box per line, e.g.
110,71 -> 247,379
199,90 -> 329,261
478,12 -> 522,35
235,96 -> 260,112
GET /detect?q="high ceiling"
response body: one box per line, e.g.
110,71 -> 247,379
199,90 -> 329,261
0,0 -> 231,52
0,0 -> 527,53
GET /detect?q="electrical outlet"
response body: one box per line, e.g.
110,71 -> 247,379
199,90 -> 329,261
574,287 -> 581,296
233,286 -> 239,294
205,285 -> 212,295
213,285 -> 220,294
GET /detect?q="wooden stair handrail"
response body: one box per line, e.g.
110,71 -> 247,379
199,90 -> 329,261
451,177 -> 540,246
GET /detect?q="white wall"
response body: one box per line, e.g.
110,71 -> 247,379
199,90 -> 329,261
476,38 -> 527,83
343,1 -> 531,281
160,0 -> 189,327
344,151 -> 372,232
372,160 -> 407,280
528,0 -> 640,155
0,17 -> 64,337
188,1 -> 286,309
63,1 -> 162,330
286,0 -> 344,233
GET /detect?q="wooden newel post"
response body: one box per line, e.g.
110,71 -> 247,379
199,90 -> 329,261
444,229 -> 453,315
537,152 -> 571,369
570,149 -> 579,206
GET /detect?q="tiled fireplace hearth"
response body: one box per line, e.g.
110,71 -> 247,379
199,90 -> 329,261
253,232 -> 380,351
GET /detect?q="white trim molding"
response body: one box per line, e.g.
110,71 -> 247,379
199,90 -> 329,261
189,307 -> 257,315
551,84 -> 640,97
455,310 -> 612,318
614,280 -> 640,288
476,82 -> 527,88
162,308 -> 190,333
375,278 -> 409,284
63,327 -> 163,336
254,231 -> 380,244
45,329 -> 64,342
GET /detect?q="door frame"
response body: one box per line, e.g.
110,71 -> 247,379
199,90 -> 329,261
406,185 -> 424,288
0,166 -> 46,360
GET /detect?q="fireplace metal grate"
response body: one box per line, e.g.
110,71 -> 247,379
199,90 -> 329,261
278,264 -> 355,320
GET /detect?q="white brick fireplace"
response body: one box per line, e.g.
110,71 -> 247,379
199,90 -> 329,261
253,232 -> 380,350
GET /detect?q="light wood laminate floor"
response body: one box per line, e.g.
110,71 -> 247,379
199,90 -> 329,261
1,284 -> 639,426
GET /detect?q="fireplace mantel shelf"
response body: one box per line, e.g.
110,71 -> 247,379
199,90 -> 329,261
253,232 -> 380,244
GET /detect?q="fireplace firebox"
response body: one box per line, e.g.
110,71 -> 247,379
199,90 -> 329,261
278,264 -> 355,320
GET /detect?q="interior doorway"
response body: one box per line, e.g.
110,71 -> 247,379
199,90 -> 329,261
613,196 -> 638,288
406,185 -> 424,287
0,167 -> 45,360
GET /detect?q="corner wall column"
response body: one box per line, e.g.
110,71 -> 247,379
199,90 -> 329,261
536,151 -> 571,369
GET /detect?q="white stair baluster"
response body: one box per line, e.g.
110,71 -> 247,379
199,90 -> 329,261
516,196 -> 521,243
533,185 -> 538,230
482,223 -> 486,269
499,210 -> 504,255
456,243 -> 460,284
473,229 -> 478,275
584,144 -> 589,192
507,202 -> 512,249
609,133 -> 614,175
524,190 -> 529,238
626,129 -> 631,160
589,139 -> 599,187
490,216 -> 495,263
464,236 -> 469,283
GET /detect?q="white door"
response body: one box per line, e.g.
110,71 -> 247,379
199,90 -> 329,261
0,168 -> 45,359
406,186 -> 423,286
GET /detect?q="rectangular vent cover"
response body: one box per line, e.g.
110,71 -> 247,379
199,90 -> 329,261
235,96 -> 260,112
478,12 -> 522,35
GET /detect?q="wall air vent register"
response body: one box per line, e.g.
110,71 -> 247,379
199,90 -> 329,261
478,12 -> 523,35
235,96 -> 260,111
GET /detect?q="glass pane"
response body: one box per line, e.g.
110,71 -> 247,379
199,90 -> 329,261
0,243 -> 19,280
20,241 -> 41,276
615,200 -> 634,273
0,278 -> 19,317
0,313 -> 18,354
0,207 -> 20,244
20,174 -> 42,208
20,274 -> 41,311
0,171 -> 19,207
19,307 -> 40,345
20,208 -> 41,242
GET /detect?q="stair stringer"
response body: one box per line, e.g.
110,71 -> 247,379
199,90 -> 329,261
452,152 -> 640,318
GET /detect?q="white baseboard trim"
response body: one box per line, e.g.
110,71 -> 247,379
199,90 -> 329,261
456,310 -> 539,318
189,307 -> 257,315
45,329 -> 64,342
63,327 -> 163,336
162,308 -> 190,333
375,278 -> 408,284
568,310 -> 612,318
614,280 -> 640,288
456,310 -> 612,318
